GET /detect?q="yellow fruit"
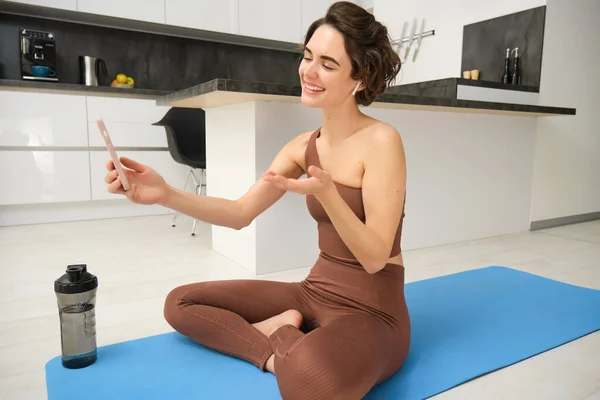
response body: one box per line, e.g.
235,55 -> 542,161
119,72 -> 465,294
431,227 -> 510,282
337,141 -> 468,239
116,74 -> 127,84
126,77 -> 134,85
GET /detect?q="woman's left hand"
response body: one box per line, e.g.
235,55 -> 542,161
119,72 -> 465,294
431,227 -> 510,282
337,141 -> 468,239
261,165 -> 334,197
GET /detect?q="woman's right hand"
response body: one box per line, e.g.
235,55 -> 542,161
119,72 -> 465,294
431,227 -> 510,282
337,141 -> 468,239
105,157 -> 170,205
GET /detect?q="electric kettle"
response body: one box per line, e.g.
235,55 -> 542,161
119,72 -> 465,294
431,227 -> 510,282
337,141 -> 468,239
79,55 -> 108,86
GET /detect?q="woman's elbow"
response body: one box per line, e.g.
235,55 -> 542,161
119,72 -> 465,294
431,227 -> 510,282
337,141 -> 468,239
232,209 -> 257,230
362,255 -> 388,275
231,217 -> 251,230
229,202 -> 253,230
361,237 -> 396,274
364,264 -> 386,275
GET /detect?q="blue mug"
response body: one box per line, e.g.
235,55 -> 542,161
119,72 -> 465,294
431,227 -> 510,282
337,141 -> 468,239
31,65 -> 56,78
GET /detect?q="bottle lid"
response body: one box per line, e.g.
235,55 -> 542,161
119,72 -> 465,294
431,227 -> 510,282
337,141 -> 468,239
54,264 -> 98,294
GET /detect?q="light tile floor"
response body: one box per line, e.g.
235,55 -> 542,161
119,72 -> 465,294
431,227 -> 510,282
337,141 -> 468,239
0,215 -> 599,400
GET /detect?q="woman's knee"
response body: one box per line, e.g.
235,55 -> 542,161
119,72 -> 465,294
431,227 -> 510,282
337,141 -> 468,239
276,344 -> 355,400
277,365 -> 350,400
163,284 -> 195,328
275,331 -> 382,400
163,281 -> 217,326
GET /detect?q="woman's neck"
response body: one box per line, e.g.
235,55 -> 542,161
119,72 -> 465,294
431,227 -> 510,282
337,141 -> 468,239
320,100 -> 366,143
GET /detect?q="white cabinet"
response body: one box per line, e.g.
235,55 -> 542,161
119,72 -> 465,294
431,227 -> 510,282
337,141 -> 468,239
89,150 -> 190,201
76,0 -> 165,24
86,96 -> 170,147
88,122 -> 167,148
86,97 -> 169,125
0,150 -> 91,205
238,0 -> 302,43
166,0 -> 238,34
86,96 -> 187,202
300,0 -> 337,42
0,88 -> 192,227
0,91 -> 88,147
0,90 -> 90,206
4,0 -> 77,11
0,91 -> 178,208
6,0 -> 369,45
8,0 -> 342,44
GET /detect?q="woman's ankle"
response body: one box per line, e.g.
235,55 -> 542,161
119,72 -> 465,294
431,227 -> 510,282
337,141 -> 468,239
265,354 -> 276,374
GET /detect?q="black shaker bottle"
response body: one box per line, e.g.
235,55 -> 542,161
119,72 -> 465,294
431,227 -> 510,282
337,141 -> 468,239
54,264 -> 98,369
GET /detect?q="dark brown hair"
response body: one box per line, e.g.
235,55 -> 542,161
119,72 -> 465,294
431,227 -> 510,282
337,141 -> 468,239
302,1 -> 401,106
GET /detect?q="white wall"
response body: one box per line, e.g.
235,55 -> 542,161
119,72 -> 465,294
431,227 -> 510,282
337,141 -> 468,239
374,0 -> 600,225
206,101 -> 537,272
363,108 -> 537,250
374,0 -> 546,85
530,0 -> 600,222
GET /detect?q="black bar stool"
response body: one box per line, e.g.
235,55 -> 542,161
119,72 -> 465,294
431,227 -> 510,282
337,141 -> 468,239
152,107 -> 206,236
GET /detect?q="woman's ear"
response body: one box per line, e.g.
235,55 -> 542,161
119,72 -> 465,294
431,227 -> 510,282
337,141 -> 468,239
352,80 -> 362,95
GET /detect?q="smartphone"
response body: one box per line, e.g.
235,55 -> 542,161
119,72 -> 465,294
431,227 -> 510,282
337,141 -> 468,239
96,116 -> 131,191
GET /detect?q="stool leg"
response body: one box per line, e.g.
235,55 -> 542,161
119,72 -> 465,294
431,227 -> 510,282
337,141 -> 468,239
200,169 -> 207,196
189,169 -> 207,236
173,169 -> 193,227
191,216 -> 198,236
189,169 -> 203,236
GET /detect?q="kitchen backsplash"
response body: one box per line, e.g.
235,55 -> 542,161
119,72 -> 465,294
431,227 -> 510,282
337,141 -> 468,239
461,6 -> 546,87
0,13 -> 301,90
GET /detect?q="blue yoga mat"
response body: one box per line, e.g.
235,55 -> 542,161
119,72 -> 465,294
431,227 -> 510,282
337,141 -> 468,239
46,266 -> 600,399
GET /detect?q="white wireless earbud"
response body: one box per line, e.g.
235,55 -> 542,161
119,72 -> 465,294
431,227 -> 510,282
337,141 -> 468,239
352,80 -> 361,95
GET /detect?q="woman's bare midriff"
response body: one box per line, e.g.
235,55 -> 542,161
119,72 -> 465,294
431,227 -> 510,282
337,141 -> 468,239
388,253 -> 404,267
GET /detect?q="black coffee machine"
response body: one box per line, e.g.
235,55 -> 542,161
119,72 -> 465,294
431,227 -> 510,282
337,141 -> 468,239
20,29 -> 58,81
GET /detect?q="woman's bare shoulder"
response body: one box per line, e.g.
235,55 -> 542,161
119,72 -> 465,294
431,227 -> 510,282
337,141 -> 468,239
286,129 -> 317,173
297,130 -> 315,145
359,120 -> 406,185
360,120 -> 403,152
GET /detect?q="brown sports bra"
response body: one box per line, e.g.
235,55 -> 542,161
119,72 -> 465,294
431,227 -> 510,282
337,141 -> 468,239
304,128 -> 405,260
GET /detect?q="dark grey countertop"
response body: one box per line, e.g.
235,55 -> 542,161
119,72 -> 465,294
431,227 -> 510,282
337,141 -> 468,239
1,77 -> 577,117
0,79 -> 172,99
385,77 -> 540,100
157,79 -> 576,117
455,78 -> 539,92
390,77 -> 540,94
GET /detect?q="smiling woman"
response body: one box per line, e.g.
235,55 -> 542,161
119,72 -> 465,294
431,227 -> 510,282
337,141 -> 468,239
299,1 -> 401,107
106,1 -> 410,399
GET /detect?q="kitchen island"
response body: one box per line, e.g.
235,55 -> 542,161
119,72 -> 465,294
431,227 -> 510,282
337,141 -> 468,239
157,79 -> 576,275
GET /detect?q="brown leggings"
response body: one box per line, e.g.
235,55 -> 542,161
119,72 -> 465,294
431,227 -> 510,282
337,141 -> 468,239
163,254 -> 411,400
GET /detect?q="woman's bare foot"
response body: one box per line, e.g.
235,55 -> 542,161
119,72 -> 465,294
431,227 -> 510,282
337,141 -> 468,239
252,309 -> 303,338
252,310 -> 303,374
